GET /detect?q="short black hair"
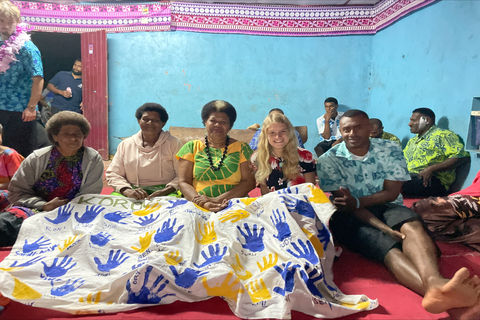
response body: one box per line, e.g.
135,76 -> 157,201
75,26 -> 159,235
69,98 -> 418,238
135,103 -> 169,123
324,97 -> 338,105
412,108 -> 436,123
201,100 -> 237,128
268,108 -> 284,115
343,109 -> 369,119
46,111 -> 91,145
75,59 -> 81,63
369,118 -> 383,127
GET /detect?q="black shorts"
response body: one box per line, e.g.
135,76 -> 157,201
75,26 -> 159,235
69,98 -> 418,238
329,203 -> 419,262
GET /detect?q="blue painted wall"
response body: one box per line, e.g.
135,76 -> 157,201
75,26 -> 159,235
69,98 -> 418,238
369,0 -> 480,186
107,0 -> 480,187
107,32 -> 372,153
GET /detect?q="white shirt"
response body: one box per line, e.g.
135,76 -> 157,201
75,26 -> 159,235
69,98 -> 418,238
316,111 -> 344,142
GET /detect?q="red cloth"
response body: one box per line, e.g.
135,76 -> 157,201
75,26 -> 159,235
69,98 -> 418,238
451,170 -> 480,197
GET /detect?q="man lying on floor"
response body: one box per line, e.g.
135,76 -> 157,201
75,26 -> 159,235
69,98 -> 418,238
317,109 -> 480,319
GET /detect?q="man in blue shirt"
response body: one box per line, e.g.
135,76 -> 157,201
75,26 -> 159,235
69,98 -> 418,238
0,1 -> 44,157
317,109 -> 480,317
47,59 -> 83,114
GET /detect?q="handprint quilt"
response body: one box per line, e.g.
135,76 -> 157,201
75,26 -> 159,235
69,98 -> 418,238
0,184 -> 377,318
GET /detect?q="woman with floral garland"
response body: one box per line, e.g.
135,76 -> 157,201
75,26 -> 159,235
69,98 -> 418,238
0,0 -> 44,158
251,113 -> 316,195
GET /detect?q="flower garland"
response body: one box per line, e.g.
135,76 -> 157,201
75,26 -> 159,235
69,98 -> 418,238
0,23 -> 32,74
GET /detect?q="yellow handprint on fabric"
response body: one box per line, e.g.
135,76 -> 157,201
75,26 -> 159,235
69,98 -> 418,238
302,228 -> 324,258
239,198 -> 257,206
79,291 -> 113,305
219,210 -> 250,223
193,203 -> 210,212
132,203 -> 161,217
131,230 -> 155,253
165,251 -> 183,266
12,277 -> 42,299
202,272 -> 244,302
246,278 -> 272,303
308,185 -> 330,204
195,221 -> 217,245
58,234 -> 82,252
231,254 -> 252,281
256,253 -> 278,272
340,301 -> 372,310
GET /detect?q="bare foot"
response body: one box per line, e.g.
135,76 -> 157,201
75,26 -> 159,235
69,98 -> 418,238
422,268 -> 480,314
448,298 -> 480,320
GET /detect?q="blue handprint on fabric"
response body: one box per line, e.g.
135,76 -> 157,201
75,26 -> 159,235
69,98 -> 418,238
74,205 -> 104,224
166,199 -> 188,209
270,209 -> 291,242
169,265 -> 207,289
237,223 -> 265,252
154,218 -> 184,243
126,266 -> 175,304
193,244 -> 227,268
104,211 -> 131,224
134,214 -> 160,226
51,278 -> 85,296
299,263 -> 336,298
22,236 -> 52,253
316,222 -> 331,251
287,239 -> 319,265
273,262 -> 300,296
90,232 -> 114,247
277,186 -> 300,195
42,255 -> 76,277
94,249 -> 129,272
8,256 -> 44,268
281,195 -> 315,219
44,204 -> 73,224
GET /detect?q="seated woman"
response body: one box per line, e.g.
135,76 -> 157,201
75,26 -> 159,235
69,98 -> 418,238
0,111 -> 103,247
0,123 -> 24,211
106,103 -> 183,200
251,113 -> 316,195
177,100 -> 256,211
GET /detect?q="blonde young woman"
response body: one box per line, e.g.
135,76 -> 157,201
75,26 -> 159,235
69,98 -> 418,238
251,113 -> 316,195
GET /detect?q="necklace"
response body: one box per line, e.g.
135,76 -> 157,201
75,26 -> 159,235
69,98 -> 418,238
0,24 -> 32,74
271,150 -> 284,168
205,135 -> 229,171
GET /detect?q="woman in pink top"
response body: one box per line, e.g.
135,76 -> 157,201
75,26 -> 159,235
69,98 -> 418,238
106,103 -> 183,200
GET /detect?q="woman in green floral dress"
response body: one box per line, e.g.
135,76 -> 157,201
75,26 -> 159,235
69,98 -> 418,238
176,100 -> 256,212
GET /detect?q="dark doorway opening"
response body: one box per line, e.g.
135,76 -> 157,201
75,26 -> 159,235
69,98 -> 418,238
30,32 -> 81,86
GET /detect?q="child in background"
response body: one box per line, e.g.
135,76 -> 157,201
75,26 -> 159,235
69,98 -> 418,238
0,124 -> 24,210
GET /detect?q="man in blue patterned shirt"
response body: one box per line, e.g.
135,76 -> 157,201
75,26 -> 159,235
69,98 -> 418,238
314,97 -> 344,157
0,1 -> 43,157
317,109 -> 480,317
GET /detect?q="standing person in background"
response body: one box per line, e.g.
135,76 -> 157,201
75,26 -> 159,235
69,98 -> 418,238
314,97 -> 344,157
0,0 -> 44,158
47,59 -> 82,115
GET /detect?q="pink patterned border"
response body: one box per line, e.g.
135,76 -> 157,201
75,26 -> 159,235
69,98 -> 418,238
15,1 -> 171,33
171,0 -> 437,36
15,0 -> 436,35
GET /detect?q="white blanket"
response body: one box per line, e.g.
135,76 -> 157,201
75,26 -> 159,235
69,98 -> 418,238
0,184 -> 377,318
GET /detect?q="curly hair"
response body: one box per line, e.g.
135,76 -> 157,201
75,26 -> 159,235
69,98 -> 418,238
254,113 -> 299,184
45,111 -> 91,145
0,0 -> 21,22
135,103 -> 169,123
201,100 -> 237,128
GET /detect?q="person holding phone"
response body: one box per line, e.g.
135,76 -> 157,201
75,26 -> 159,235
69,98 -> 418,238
403,108 -> 470,196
